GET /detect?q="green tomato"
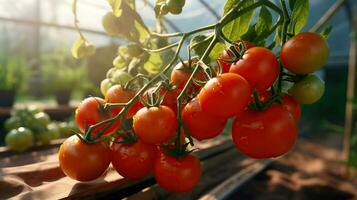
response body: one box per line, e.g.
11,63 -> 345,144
47,123 -> 60,140
113,56 -> 126,69
166,0 -> 184,14
106,68 -> 117,79
5,127 -> 34,152
58,122 -> 73,137
102,12 -> 121,36
36,131 -> 53,145
4,117 -> 21,131
34,112 -> 51,127
100,78 -> 113,96
289,74 -> 325,104
127,43 -> 143,57
110,71 -> 133,86
28,106 -> 42,115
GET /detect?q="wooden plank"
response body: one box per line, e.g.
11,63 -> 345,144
199,159 -> 272,200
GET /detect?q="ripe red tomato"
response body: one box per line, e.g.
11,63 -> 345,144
229,47 -> 279,92
232,104 -> 297,158
133,105 -> 177,145
58,135 -> 111,181
182,98 -> 227,140
281,32 -> 329,74
105,85 -> 142,118
281,94 -> 301,122
75,97 -> 119,136
111,140 -> 157,180
198,73 -> 251,118
218,41 -> 255,73
170,61 -> 205,93
154,152 -> 201,193
142,87 -> 181,112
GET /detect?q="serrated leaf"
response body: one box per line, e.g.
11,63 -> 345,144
222,0 -> 255,41
320,26 -> 333,39
107,0 -> 123,17
144,53 -> 163,74
255,6 -> 272,39
71,37 -> 96,59
289,0 -> 309,34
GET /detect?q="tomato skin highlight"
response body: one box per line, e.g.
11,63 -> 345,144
281,32 -> 329,74
105,85 -> 142,118
198,73 -> 251,118
289,74 -> 325,104
154,152 -> 201,193
133,105 -> 177,145
281,94 -> 301,121
232,104 -> 297,158
58,135 -> 111,181
182,98 -> 227,140
229,47 -> 279,92
111,140 -> 157,180
75,97 -> 119,136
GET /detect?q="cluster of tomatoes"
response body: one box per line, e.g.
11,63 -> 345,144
58,32 -> 329,193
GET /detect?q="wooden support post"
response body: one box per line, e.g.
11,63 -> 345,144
342,6 -> 357,163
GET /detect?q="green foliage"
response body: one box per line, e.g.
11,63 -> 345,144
288,0 -> 309,35
0,54 -> 28,91
320,26 -> 333,39
42,50 -> 92,93
222,0 -> 255,42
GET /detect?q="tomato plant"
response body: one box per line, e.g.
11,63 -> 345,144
133,105 -> 177,145
64,0 -> 330,193
111,140 -> 157,180
58,135 -> 111,181
232,104 -> 297,158
198,73 -> 251,118
154,152 -> 201,193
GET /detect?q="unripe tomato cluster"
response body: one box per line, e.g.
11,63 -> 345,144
59,32 -> 329,193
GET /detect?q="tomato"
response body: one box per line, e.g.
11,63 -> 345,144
105,85 -> 142,118
198,73 -> 251,118
281,32 -> 329,74
4,117 -> 21,131
218,41 -> 255,73
100,78 -> 113,96
110,71 -> 133,86
133,105 -> 177,145
232,104 -> 297,158
127,43 -> 143,57
182,98 -> 227,140
36,131 -> 53,145
166,0 -> 185,14
170,61 -> 205,94
58,135 -> 111,181
111,140 -> 157,179
58,122 -> 74,137
34,112 -> 51,127
75,97 -> 119,136
142,87 -> 181,112
154,152 -> 201,193
5,127 -> 34,152
102,12 -> 121,36
289,74 -> 325,104
281,94 -> 301,121
229,47 -> 279,92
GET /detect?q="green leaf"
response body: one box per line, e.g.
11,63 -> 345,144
320,25 -> 333,39
71,37 -> 96,59
144,53 -> 163,74
289,0 -> 297,11
209,42 -> 226,61
288,0 -> 309,34
107,0 -> 123,17
222,0 -> 255,41
255,6 -> 272,39
134,20 -> 150,43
